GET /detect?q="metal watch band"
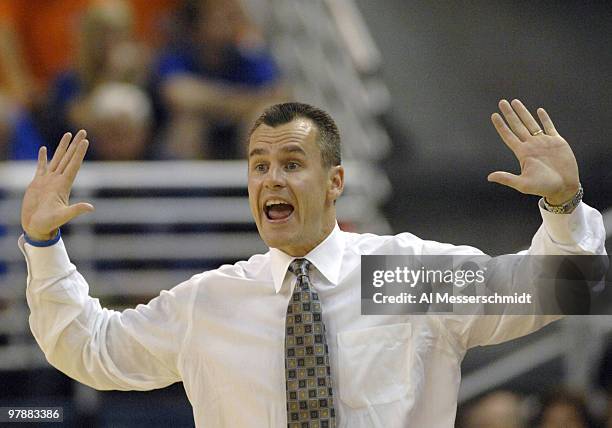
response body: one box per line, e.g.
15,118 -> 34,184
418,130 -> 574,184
543,185 -> 583,214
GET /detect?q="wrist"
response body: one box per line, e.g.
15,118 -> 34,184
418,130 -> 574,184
543,185 -> 583,214
28,233 -> 55,241
23,229 -> 61,246
545,184 -> 581,206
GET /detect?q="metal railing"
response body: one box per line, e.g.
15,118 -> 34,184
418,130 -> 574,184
266,0 -> 392,161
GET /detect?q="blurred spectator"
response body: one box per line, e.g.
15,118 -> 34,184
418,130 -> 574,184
0,94 -> 44,160
597,341 -> 612,428
0,11 -> 36,107
537,389 -> 592,428
85,82 -> 152,161
47,0 -> 153,148
152,0 -> 287,159
460,390 -> 526,428
0,17 -> 44,160
0,0 -> 89,89
0,0 -> 178,88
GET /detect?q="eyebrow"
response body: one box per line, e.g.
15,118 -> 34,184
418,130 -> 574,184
249,147 -> 268,158
282,145 -> 307,156
248,144 -> 307,158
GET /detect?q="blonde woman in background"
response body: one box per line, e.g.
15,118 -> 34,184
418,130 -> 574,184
0,10 -> 44,160
47,0 -> 153,159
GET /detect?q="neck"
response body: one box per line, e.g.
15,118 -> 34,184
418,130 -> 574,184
284,218 -> 336,257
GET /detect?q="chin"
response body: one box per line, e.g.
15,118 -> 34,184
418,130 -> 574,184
263,233 -> 295,251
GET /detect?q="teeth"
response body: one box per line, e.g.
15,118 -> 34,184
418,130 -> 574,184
266,199 -> 289,207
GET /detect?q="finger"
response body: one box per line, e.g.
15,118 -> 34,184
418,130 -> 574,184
487,171 -> 525,192
60,202 -> 95,224
511,99 -> 543,136
536,108 -> 559,136
63,139 -> 89,184
35,146 -> 48,176
491,113 -> 522,152
57,130 -> 87,174
498,99 -> 531,141
48,132 -> 72,172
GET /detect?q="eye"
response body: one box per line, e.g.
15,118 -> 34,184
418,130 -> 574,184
285,161 -> 300,171
253,163 -> 268,173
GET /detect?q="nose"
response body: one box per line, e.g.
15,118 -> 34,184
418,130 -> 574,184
264,165 -> 286,189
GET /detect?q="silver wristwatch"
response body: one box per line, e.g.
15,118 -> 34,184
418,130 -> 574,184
543,185 -> 583,214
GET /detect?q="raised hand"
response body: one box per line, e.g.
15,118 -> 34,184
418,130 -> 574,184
487,99 -> 580,205
21,130 -> 94,241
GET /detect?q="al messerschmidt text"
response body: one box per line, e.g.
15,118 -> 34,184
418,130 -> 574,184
372,292 -> 532,305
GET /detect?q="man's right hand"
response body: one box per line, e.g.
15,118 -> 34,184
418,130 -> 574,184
21,130 -> 94,241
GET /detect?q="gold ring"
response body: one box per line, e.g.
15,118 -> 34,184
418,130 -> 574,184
532,129 -> 544,136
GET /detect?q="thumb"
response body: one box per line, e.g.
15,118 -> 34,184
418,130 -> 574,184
62,202 -> 95,222
487,171 -> 524,192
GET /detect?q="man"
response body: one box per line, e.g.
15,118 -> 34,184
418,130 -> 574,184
153,0 -> 285,159
19,101 -> 606,427
459,390 -> 525,428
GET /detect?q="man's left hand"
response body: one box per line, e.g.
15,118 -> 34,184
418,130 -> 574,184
487,99 -> 580,205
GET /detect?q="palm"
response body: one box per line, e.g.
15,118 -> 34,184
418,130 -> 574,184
21,131 -> 94,241
488,99 -> 580,205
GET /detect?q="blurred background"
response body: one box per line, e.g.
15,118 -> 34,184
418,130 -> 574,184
0,0 -> 610,426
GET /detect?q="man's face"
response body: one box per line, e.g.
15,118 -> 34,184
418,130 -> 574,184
92,116 -> 148,161
197,0 -> 245,48
248,118 -> 343,256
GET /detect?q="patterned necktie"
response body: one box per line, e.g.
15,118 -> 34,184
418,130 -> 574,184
285,258 -> 336,428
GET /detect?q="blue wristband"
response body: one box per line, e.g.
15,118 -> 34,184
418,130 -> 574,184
23,229 -> 61,247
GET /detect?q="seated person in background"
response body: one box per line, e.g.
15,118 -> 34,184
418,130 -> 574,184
83,82 -> 152,161
598,341 -> 612,428
537,389 -> 592,428
152,0 -> 287,160
0,93 -> 44,160
459,390 -> 526,428
0,20 -> 44,160
47,0 -> 151,144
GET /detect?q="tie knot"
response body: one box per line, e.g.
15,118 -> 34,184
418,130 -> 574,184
289,258 -> 311,279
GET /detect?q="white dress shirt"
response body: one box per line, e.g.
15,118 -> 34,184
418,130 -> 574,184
20,202 -> 606,427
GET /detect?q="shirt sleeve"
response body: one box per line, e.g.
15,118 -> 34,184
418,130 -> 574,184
9,109 -> 44,160
19,235 -> 196,391
226,45 -> 280,86
433,201 -> 607,351
155,52 -> 193,82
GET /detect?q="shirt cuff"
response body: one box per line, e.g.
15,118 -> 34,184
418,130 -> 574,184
23,229 -> 61,247
18,234 -> 73,280
538,199 -> 587,245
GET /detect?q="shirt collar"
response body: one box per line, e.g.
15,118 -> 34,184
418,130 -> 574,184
269,223 -> 345,294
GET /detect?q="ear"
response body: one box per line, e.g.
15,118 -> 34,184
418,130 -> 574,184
327,165 -> 344,203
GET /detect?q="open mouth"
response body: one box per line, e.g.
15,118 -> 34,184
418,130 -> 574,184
264,200 -> 294,222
